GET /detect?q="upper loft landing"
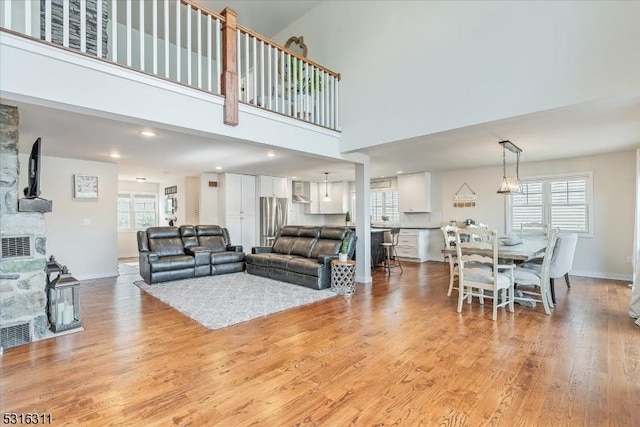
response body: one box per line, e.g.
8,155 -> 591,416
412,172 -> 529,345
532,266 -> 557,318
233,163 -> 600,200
0,0 -> 341,150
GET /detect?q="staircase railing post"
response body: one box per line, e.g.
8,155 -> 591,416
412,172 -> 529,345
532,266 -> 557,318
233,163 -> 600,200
220,7 -> 238,126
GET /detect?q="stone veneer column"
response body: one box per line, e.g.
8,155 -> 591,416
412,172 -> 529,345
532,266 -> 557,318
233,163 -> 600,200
0,105 -> 48,341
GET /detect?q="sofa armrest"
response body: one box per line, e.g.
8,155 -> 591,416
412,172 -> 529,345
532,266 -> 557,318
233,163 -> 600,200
226,245 -> 244,252
185,246 -> 211,266
252,246 -> 274,254
146,252 -> 159,262
318,254 -> 339,265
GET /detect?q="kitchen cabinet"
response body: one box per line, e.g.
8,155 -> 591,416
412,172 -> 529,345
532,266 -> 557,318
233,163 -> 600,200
398,172 -> 431,212
258,175 -> 288,198
395,229 -> 429,262
306,181 -> 349,214
220,173 -> 256,251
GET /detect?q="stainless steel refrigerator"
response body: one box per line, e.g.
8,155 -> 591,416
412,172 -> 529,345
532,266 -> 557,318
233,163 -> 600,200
260,197 -> 288,246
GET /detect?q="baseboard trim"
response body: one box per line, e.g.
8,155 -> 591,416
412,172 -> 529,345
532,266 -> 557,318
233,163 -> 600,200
76,271 -> 119,281
570,270 -> 632,282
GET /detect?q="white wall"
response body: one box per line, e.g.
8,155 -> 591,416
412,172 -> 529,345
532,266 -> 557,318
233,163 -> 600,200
185,176 -> 200,225
438,150 -> 635,280
117,180 -> 160,258
19,154 -> 119,280
199,173 -> 219,224
275,1 -> 640,151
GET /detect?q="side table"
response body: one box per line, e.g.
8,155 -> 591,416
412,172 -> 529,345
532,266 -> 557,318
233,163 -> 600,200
331,259 -> 357,296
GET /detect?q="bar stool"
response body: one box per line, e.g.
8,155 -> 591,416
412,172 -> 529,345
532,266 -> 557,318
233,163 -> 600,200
378,227 -> 403,275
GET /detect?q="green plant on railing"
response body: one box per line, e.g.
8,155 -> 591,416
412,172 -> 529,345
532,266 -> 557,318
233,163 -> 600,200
345,211 -> 351,225
288,57 -> 322,95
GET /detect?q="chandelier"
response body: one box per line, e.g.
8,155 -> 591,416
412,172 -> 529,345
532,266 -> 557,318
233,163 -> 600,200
496,140 -> 523,195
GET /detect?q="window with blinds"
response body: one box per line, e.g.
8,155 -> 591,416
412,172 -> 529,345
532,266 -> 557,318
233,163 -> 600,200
370,191 -> 399,222
508,174 -> 591,235
118,193 -> 158,231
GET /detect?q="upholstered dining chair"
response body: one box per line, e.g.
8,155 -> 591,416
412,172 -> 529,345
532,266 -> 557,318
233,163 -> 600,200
512,228 -> 558,315
454,228 -> 515,321
521,232 -> 578,304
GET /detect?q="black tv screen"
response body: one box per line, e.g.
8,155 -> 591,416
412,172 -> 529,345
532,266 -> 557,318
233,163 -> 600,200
23,137 -> 41,198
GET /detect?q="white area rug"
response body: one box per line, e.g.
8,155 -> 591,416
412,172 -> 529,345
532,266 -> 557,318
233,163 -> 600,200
134,272 -> 336,330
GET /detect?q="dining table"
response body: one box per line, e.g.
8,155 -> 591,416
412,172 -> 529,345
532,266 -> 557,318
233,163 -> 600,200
441,236 -> 547,262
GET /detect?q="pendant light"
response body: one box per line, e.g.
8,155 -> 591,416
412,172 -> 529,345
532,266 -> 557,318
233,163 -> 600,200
496,140 -> 523,195
322,172 -> 332,202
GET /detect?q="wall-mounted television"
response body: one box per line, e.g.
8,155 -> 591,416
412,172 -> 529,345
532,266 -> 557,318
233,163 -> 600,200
23,137 -> 41,199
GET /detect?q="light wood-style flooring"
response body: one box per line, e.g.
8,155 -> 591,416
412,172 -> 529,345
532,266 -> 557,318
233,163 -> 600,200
2,261 -> 638,426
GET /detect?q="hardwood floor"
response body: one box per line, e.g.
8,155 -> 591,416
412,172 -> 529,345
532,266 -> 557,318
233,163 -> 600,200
2,262 -> 638,426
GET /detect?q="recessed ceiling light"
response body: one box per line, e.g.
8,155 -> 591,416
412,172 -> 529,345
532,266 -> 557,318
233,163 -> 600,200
109,153 -> 121,158
135,177 -> 146,182
139,130 -> 157,137
291,176 -> 297,179
380,175 -> 385,178
267,152 -> 275,158
215,166 -> 223,170
396,170 -> 403,174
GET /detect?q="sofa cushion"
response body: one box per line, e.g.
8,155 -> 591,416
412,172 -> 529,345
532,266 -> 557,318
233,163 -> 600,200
287,257 -> 322,277
298,226 -> 321,238
198,236 -> 227,252
179,225 -> 199,248
272,236 -> 297,254
211,251 -> 245,264
150,255 -> 195,272
290,237 -> 317,258
269,254 -> 296,270
245,253 -> 274,267
310,239 -> 341,258
320,227 -> 348,240
195,225 -> 227,252
279,226 -> 300,237
147,227 -> 185,257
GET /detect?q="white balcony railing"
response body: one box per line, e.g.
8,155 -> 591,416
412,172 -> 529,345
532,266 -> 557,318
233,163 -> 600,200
237,26 -> 340,129
0,0 -> 341,130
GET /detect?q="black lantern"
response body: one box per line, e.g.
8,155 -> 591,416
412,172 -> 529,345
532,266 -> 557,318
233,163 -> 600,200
46,260 -> 82,333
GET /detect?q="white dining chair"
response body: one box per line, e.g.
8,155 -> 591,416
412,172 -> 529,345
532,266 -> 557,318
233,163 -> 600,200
441,225 -> 458,296
512,228 -> 558,315
454,228 -> 515,321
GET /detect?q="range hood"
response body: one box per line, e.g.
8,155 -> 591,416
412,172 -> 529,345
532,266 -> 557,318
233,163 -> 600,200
292,181 -> 312,204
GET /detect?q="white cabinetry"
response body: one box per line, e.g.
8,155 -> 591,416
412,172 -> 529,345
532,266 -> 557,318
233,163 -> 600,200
395,229 -> 429,262
306,181 -> 348,214
258,175 -> 288,198
220,173 -> 256,252
398,172 -> 431,212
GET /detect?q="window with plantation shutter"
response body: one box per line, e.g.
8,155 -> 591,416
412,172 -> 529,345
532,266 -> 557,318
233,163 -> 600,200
511,182 -> 543,229
370,191 -> 399,223
508,174 -> 592,236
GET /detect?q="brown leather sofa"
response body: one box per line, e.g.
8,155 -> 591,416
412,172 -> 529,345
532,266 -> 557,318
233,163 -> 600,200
245,226 -> 357,290
137,225 -> 245,284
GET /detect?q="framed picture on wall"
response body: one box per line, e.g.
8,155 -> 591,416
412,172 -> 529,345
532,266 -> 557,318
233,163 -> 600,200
74,174 -> 98,199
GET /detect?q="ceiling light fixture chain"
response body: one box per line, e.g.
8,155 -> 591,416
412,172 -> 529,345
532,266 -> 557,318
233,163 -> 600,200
323,172 -> 332,202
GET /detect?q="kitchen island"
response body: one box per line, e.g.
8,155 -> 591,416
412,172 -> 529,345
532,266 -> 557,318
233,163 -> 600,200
349,227 -> 390,267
